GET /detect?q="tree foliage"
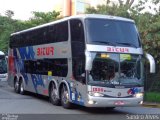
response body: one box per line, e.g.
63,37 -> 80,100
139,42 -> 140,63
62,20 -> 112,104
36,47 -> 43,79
26,10 -> 60,27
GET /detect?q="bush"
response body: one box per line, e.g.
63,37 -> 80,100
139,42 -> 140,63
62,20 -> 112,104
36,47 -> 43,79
144,92 -> 160,103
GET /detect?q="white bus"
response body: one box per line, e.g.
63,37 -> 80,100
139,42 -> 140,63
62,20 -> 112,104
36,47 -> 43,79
0,51 -> 8,81
8,14 -> 155,109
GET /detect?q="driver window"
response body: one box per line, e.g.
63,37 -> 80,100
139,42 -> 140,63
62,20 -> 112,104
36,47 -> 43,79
72,57 -> 85,83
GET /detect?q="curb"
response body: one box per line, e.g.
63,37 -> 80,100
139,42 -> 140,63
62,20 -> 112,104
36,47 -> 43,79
142,103 -> 160,108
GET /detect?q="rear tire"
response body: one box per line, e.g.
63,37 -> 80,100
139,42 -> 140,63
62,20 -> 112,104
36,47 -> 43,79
61,84 -> 72,109
14,79 -> 19,93
49,83 -> 60,105
19,80 -> 25,95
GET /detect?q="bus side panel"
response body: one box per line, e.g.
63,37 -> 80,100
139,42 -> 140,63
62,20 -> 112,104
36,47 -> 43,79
9,42 -> 72,96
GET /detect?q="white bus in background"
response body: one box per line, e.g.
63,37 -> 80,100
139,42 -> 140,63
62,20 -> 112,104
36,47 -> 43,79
8,14 -> 155,109
0,51 -> 8,81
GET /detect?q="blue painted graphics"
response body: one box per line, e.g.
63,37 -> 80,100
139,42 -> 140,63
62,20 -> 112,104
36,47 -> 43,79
69,83 -> 84,106
127,87 -> 141,95
18,47 -> 35,59
22,73 -> 29,85
13,48 -> 30,85
31,74 -> 45,93
13,46 -> 45,92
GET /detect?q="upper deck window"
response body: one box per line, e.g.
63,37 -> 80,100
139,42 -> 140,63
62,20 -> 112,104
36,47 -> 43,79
70,19 -> 85,57
85,18 -> 141,48
10,21 -> 69,48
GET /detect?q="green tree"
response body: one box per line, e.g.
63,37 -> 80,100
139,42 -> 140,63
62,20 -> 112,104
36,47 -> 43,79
27,10 -> 60,27
0,15 -> 25,52
86,0 -> 134,18
5,10 -> 14,18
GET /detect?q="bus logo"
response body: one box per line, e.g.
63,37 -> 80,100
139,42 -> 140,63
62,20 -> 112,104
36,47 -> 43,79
107,47 -> 129,53
37,46 -> 54,56
118,92 -> 121,97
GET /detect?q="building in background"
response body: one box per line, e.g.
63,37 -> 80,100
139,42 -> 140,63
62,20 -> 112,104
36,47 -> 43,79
53,0 -> 118,17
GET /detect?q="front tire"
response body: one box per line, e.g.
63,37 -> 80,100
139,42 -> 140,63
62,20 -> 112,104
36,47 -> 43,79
61,84 -> 72,109
49,83 -> 60,105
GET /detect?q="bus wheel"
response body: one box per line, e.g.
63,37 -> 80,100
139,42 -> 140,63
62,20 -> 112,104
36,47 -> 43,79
61,84 -> 72,109
19,80 -> 25,95
49,83 -> 60,105
14,79 -> 19,93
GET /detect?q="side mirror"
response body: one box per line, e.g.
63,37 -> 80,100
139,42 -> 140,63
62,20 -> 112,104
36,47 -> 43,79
85,51 -> 93,71
145,53 -> 156,73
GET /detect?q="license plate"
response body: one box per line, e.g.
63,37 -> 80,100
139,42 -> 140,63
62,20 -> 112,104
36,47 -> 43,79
114,101 -> 124,105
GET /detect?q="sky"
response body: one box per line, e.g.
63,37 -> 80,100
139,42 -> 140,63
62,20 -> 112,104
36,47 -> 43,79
0,0 -> 159,20
0,0 -> 57,20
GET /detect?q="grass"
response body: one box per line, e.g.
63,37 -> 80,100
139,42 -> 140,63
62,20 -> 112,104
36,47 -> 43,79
144,92 -> 160,103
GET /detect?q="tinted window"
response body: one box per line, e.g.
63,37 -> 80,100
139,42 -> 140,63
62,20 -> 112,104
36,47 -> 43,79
70,19 -> 84,42
24,59 -> 68,77
72,57 -> 85,82
86,18 -> 141,48
10,21 -> 68,48
70,19 -> 85,57
55,21 -> 68,42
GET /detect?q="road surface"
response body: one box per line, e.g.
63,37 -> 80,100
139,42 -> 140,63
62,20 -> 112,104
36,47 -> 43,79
0,81 -> 160,120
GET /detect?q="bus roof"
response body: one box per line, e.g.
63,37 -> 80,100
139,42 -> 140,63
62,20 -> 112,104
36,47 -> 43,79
11,14 -> 134,36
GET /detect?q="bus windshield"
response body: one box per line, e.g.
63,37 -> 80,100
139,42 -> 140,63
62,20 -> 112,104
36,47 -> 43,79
88,53 -> 144,87
0,55 -> 7,74
85,18 -> 141,48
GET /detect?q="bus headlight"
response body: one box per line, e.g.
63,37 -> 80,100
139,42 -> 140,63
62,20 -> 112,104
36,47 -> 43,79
88,92 -> 104,97
134,93 -> 143,98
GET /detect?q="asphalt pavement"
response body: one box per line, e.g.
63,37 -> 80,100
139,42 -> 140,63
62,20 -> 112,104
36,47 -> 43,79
0,81 -> 160,120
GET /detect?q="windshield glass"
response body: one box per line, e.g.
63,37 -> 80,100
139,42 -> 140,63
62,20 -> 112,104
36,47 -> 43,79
85,18 -> 141,48
88,53 -> 144,87
0,55 -> 7,73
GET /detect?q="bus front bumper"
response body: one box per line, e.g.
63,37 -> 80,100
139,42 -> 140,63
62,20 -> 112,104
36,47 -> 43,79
86,96 -> 143,107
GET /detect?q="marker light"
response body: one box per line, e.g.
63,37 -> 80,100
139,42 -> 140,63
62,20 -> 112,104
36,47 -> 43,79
101,54 -> 109,58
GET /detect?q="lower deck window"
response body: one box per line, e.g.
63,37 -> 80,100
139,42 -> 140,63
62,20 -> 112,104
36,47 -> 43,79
24,58 -> 68,77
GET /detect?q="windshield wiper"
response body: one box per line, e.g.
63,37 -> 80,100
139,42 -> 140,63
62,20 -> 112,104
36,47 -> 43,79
92,41 -> 116,46
116,42 -> 137,48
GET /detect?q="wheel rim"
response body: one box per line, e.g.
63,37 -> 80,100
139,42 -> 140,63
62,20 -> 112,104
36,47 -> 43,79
62,86 -> 69,104
51,84 -> 57,101
20,82 -> 24,93
15,80 -> 19,91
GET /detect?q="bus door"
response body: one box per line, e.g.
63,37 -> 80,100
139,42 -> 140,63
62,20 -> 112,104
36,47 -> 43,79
70,19 -> 87,105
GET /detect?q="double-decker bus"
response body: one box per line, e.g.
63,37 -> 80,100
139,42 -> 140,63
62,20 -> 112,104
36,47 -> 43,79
0,51 -> 7,81
8,14 -> 155,109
